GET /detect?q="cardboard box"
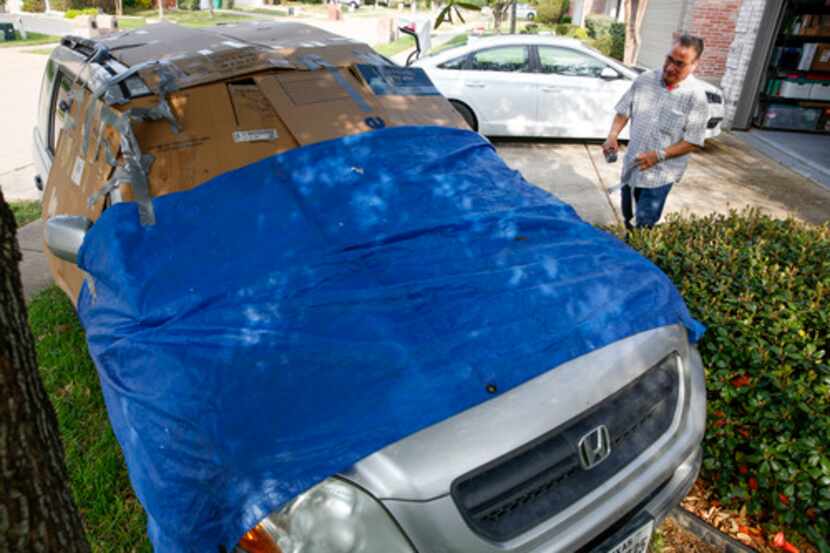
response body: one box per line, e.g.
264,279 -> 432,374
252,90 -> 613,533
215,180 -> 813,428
47,21 -> 468,301
811,43 -> 830,71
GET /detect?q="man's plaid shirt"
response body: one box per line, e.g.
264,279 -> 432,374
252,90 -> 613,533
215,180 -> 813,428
615,69 -> 709,189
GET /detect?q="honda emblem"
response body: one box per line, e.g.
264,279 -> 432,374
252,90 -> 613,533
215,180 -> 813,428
578,425 -> 612,470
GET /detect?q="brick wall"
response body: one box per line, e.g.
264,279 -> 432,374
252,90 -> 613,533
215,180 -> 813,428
680,0 -> 743,81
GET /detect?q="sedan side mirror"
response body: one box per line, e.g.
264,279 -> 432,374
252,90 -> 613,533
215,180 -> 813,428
600,67 -> 621,80
45,216 -> 92,265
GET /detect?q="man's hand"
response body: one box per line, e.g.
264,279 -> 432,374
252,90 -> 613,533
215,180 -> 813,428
602,136 -> 619,156
635,151 -> 659,171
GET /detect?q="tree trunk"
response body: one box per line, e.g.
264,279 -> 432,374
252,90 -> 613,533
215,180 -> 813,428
623,0 -> 649,64
115,0 -> 123,17
0,190 -> 90,553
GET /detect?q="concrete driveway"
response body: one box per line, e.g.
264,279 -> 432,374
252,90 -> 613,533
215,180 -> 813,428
494,133 -> 830,228
0,44 -> 49,202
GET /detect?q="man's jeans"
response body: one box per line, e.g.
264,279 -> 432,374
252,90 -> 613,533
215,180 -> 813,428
621,183 -> 673,230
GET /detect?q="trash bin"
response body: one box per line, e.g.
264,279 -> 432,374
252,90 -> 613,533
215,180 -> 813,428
213,0 -> 222,8
0,22 -> 16,42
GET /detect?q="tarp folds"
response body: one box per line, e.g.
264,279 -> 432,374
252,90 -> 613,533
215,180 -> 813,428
77,126 -> 704,552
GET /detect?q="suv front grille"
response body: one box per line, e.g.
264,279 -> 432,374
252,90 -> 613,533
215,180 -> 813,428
451,356 -> 680,542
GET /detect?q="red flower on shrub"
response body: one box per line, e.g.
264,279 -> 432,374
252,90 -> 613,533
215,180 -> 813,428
738,428 -> 750,438
779,494 -> 789,506
748,477 -> 758,491
772,532 -> 799,553
731,374 -> 751,388
739,465 -> 749,475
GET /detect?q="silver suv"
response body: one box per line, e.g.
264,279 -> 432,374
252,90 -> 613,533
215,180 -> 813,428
35,24 -> 704,553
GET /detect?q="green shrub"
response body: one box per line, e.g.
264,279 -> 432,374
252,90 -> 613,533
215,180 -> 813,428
566,26 -> 588,39
22,0 -> 45,11
536,0 -> 565,24
177,0 -> 200,9
521,22 -> 540,34
125,0 -> 153,8
585,14 -> 612,39
593,33 -> 613,56
555,22 -> 575,35
560,14 -> 571,23
65,7 -> 99,17
609,21 -> 624,60
620,210 -> 830,549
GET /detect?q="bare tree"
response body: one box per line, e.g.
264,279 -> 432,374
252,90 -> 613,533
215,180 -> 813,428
623,0 -> 649,64
0,190 -> 90,553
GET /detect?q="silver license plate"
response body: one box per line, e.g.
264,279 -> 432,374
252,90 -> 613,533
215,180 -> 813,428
607,520 -> 654,553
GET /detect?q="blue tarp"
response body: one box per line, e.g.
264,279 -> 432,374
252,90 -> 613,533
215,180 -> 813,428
76,126 -> 704,552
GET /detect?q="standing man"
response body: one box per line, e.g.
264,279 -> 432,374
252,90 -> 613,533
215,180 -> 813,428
603,34 -> 710,229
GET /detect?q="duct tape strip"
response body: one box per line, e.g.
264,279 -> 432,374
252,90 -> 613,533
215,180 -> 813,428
85,104 -> 159,225
63,88 -> 86,131
300,54 -> 372,114
80,61 -> 184,226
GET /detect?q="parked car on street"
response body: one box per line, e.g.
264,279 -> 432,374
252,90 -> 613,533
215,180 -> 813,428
333,0 -> 363,10
35,22 -> 705,553
414,35 -> 725,139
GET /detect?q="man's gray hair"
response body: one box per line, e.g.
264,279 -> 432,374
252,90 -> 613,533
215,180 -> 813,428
675,34 -> 704,60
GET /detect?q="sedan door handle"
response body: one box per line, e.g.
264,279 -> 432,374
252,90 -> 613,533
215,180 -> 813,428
541,86 -> 559,92
465,81 -> 486,88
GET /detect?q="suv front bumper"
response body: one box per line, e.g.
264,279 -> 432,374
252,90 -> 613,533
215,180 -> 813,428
374,337 -> 706,553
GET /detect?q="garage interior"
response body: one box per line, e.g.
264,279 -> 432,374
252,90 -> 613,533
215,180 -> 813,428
734,0 -> 830,189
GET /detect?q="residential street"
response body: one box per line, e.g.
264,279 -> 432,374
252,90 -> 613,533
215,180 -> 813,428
0,44 -> 48,202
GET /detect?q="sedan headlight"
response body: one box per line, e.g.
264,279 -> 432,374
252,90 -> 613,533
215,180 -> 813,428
236,478 -> 416,553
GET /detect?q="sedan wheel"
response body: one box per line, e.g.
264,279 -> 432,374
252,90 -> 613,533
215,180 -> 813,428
450,100 -> 478,132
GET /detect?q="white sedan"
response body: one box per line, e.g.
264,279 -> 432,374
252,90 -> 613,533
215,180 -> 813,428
413,35 -> 724,140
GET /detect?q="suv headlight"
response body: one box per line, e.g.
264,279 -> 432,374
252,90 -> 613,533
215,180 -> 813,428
236,478 -> 416,553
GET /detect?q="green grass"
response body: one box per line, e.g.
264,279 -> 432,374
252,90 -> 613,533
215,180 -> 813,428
233,6 -> 296,17
10,200 -> 41,227
29,287 -> 151,553
120,10 -> 254,28
373,34 -> 414,57
25,46 -> 56,55
431,32 -> 468,55
117,16 -> 149,31
0,31 -> 60,48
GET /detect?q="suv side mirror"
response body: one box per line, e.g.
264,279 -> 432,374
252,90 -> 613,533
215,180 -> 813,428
600,67 -> 620,80
45,216 -> 92,264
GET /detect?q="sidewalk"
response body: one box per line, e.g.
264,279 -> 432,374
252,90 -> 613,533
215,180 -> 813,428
16,219 -> 51,302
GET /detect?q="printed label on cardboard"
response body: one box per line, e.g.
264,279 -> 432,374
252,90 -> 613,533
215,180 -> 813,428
233,129 -> 279,143
355,65 -> 441,96
71,157 -> 85,186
